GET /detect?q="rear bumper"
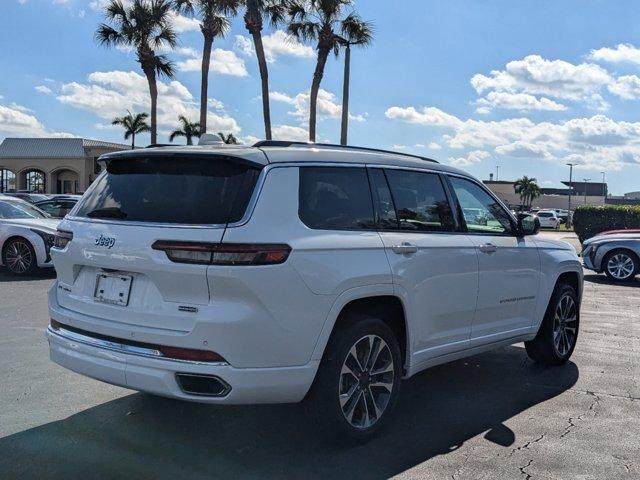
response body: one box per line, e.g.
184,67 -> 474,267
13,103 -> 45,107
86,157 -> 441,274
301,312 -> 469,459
46,325 -> 318,404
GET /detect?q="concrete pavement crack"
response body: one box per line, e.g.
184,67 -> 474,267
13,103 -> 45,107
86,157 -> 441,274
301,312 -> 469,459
519,459 -> 534,479
510,434 -> 545,456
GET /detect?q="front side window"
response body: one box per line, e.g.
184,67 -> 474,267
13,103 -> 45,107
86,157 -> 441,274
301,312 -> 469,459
384,169 -> 455,232
449,176 -> 514,234
299,167 -> 375,230
0,200 -> 47,219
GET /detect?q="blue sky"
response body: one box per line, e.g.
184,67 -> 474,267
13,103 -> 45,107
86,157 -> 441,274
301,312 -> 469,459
2,0 -> 640,194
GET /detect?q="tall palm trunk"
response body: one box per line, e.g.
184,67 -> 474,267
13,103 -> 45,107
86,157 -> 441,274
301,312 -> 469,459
340,43 -> 351,146
131,133 -> 135,150
309,47 -> 330,142
252,31 -> 272,140
200,33 -> 214,134
144,71 -> 158,145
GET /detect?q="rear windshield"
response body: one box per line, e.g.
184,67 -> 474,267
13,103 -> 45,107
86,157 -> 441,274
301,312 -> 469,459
75,156 -> 261,224
538,212 -> 553,217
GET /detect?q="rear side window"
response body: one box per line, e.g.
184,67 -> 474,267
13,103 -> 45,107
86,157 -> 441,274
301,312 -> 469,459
384,169 -> 455,232
299,167 -> 375,230
75,156 -> 261,224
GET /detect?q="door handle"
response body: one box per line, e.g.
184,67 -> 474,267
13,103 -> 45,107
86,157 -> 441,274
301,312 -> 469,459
391,242 -> 418,255
479,243 -> 497,254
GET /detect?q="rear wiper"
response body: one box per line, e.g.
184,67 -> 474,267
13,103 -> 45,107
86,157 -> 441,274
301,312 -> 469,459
86,207 -> 128,219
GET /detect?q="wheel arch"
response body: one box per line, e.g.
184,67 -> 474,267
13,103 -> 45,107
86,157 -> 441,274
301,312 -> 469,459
600,247 -> 640,275
311,287 -> 410,372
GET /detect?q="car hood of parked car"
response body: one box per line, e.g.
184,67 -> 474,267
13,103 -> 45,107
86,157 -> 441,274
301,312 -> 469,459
533,237 -> 576,252
0,218 -> 60,232
583,232 -> 640,246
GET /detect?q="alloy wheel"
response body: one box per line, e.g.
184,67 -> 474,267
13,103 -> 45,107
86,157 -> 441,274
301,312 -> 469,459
339,334 -> 394,430
5,240 -> 33,274
606,253 -> 635,280
553,293 -> 577,357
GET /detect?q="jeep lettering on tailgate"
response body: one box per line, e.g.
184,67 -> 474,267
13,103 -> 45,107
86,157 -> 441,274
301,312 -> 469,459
95,235 -> 115,249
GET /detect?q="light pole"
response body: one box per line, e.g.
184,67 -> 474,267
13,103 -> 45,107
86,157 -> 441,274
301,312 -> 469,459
566,163 -> 576,227
496,165 -> 500,181
583,178 -> 591,205
601,171 -> 606,203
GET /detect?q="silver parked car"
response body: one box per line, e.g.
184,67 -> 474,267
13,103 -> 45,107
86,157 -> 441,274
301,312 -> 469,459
582,233 -> 640,282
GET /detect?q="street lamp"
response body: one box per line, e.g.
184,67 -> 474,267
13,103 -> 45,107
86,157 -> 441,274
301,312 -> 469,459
601,171 -> 606,203
566,163 -> 576,227
583,178 -> 591,205
495,165 -> 500,181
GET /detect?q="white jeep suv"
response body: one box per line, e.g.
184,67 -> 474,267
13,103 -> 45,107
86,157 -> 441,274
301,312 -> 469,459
47,141 -> 583,439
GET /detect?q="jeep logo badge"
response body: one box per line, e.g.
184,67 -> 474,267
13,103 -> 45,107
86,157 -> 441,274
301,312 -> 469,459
95,235 -> 116,249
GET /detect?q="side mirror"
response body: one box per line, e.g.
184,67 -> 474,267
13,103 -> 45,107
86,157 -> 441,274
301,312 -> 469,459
517,213 -> 540,236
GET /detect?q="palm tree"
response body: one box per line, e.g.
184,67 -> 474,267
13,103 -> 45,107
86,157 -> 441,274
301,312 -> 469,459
287,0 -> 368,142
169,115 -> 202,144
111,111 -> 151,149
96,0 -> 177,145
514,176 -> 541,208
338,14 -> 372,145
173,0 -> 240,134
242,0 -> 288,140
217,132 -> 239,144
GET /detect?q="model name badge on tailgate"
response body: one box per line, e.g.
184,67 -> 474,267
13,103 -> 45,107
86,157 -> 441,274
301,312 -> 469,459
95,235 -> 116,249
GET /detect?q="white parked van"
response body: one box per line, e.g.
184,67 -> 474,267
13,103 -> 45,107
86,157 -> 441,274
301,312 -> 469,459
47,141 -> 583,439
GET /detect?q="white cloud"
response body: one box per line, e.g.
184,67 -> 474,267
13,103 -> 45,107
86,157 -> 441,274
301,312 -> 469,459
476,91 -> 567,113
392,144 -> 408,150
470,54 -> 611,110
385,104 -> 640,170
589,44 -> 640,65
448,150 -> 490,167
175,48 -> 248,77
272,124 -> 308,142
235,31 -> 314,63
0,100 -> 72,137
57,70 -> 240,137
428,142 -> 442,150
35,85 -> 53,95
272,89 -> 365,123
608,75 -> 640,100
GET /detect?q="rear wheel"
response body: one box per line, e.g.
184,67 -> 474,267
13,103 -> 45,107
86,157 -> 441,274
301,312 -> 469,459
603,249 -> 637,282
306,315 -> 402,442
3,238 -> 37,276
525,283 -> 579,365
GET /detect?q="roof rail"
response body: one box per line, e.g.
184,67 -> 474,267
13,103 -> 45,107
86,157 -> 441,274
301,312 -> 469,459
146,143 -> 174,148
252,141 -> 438,163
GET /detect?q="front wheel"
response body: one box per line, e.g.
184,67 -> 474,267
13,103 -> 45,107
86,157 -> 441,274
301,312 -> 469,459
603,249 -> 637,282
306,316 -> 402,442
525,283 -> 579,365
3,238 -> 37,276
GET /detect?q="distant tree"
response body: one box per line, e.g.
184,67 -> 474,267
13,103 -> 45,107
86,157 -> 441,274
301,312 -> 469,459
514,176 -> 541,208
169,116 -> 202,144
287,0 -> 370,142
173,0 -> 241,133
218,132 -> 239,144
96,0 -> 177,144
111,111 -> 151,149
242,0 -> 289,140
338,13 -> 372,145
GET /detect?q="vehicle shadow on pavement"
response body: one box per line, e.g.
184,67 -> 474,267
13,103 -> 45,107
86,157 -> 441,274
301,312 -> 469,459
0,269 -> 56,283
583,273 -> 640,288
0,346 -> 578,480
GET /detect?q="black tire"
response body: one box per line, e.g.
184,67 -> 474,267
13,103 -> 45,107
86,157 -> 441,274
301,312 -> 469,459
525,283 -> 579,366
602,249 -> 638,282
2,237 -> 37,276
305,315 -> 402,442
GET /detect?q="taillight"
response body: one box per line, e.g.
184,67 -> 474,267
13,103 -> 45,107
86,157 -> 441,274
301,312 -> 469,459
53,230 -> 73,249
152,241 -> 291,266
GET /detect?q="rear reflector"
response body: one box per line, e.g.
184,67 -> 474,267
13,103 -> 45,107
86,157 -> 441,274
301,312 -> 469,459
157,346 -> 225,362
152,241 -> 291,266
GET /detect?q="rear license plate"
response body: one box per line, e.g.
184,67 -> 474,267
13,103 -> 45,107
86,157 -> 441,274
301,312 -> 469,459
94,273 -> 133,306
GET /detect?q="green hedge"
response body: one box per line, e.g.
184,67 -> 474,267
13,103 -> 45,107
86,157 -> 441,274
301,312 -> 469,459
573,205 -> 640,243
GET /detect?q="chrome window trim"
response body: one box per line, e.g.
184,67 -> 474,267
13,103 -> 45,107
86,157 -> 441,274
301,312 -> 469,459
47,325 -> 229,366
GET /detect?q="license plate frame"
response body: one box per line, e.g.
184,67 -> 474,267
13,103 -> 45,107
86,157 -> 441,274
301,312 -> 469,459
94,272 -> 133,307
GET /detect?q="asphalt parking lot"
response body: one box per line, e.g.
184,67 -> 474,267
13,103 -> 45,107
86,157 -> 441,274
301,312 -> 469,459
0,231 -> 638,479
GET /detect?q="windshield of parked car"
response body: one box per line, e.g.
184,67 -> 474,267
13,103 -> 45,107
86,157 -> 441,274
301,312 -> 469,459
75,156 -> 261,224
0,200 -> 49,219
